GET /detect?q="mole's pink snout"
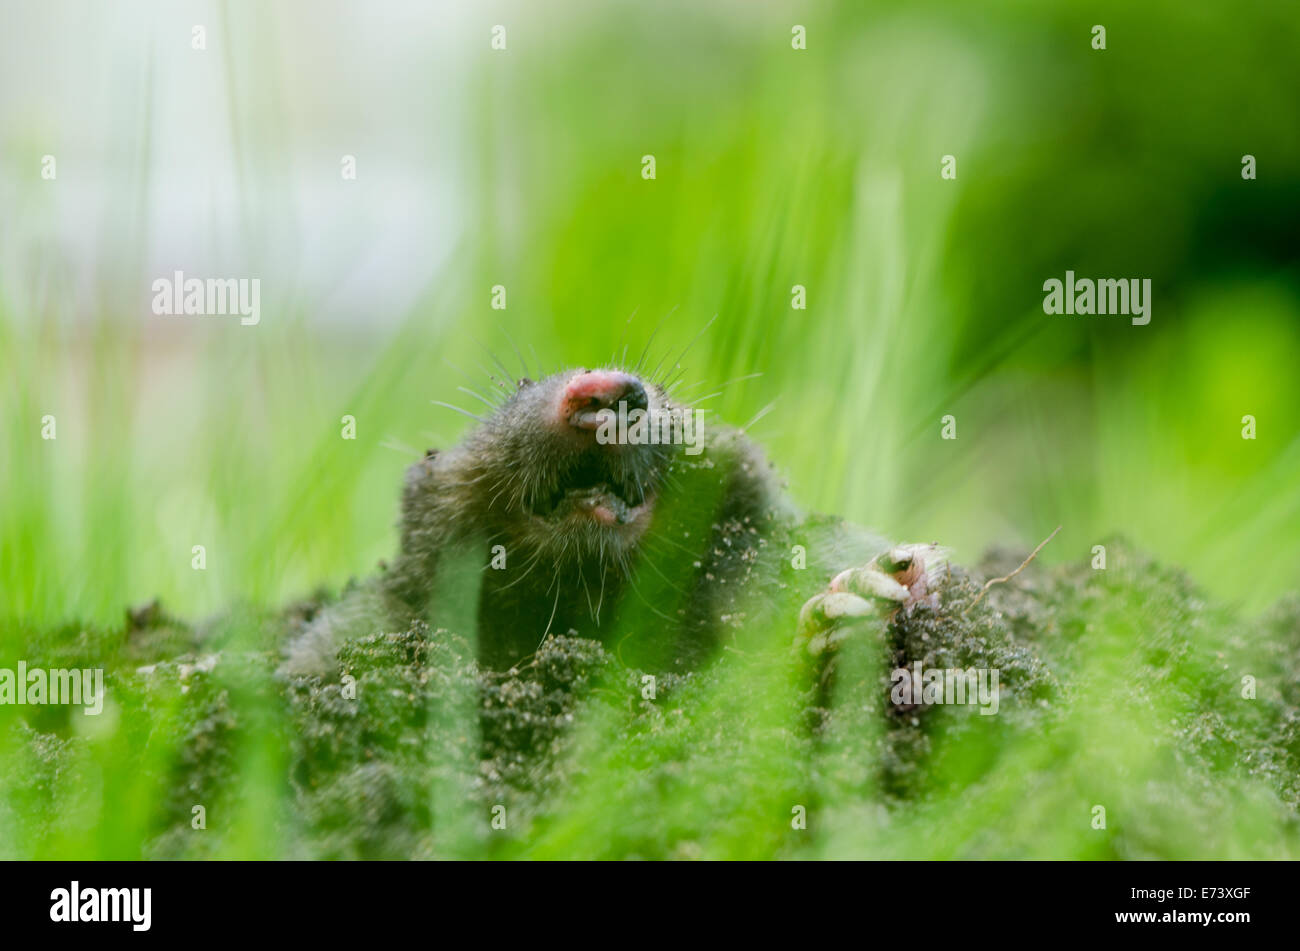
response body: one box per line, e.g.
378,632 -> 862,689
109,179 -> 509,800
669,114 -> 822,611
559,369 -> 649,431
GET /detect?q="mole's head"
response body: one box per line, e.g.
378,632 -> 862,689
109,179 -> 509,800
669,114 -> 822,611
462,367 -> 690,562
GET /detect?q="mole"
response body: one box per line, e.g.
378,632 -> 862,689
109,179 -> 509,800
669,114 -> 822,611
281,365 -> 945,677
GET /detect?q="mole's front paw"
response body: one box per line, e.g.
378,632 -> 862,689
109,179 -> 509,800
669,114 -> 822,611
795,543 -> 949,655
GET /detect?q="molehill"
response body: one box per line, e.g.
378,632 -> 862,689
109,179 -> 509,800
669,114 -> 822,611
3,538 -> 1298,859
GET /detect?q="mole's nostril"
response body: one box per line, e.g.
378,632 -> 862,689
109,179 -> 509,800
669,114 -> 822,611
617,379 -> 649,414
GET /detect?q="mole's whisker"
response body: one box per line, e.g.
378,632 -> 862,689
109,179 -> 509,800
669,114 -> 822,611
740,399 -> 778,433
502,327 -> 533,380
457,386 -> 499,409
430,400 -> 484,422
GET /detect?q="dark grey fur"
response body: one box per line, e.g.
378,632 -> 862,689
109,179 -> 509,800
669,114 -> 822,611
282,366 -> 883,676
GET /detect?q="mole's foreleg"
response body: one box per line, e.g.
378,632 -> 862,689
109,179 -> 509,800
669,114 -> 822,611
795,543 -> 950,655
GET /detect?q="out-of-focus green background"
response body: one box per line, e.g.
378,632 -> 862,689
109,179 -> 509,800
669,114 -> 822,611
1,1 -> 1299,861
3,0 -> 1298,625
